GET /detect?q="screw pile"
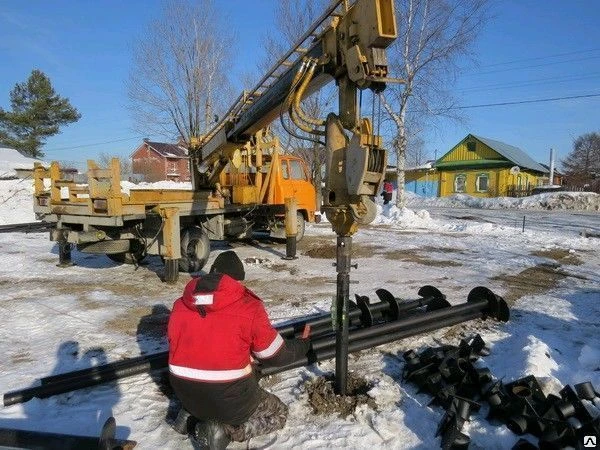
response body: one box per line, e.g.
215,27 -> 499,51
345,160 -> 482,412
402,337 -> 600,449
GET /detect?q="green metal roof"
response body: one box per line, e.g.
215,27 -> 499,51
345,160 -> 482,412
471,135 -> 548,173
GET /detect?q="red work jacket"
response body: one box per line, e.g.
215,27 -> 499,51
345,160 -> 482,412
168,274 -> 284,383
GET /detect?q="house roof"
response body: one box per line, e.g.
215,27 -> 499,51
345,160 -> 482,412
0,147 -> 47,178
144,141 -> 188,159
539,163 -> 563,176
471,135 -> 548,173
386,161 -> 436,172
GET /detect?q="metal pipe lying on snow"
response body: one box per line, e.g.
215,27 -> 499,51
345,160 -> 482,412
3,287 -> 504,406
261,310 -> 486,377
36,286 -> 447,389
261,288 -> 509,376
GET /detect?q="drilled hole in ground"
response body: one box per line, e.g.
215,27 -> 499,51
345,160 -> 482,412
305,372 -> 377,418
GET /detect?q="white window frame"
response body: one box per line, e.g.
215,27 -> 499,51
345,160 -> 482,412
454,173 -> 466,193
476,173 -> 489,192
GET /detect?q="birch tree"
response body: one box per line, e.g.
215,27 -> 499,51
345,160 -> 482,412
382,0 -> 488,207
127,0 -> 231,143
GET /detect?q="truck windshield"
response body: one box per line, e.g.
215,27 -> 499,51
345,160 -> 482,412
290,160 -> 307,180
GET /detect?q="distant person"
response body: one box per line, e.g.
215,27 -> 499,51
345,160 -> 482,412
381,181 -> 393,205
168,251 -> 311,448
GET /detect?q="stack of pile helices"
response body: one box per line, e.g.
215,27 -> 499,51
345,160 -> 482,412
402,337 -> 600,449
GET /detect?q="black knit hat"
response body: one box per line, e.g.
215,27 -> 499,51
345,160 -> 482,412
209,251 -> 245,281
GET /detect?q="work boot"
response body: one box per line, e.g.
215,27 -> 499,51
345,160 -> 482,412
170,407 -> 194,435
192,420 -> 232,450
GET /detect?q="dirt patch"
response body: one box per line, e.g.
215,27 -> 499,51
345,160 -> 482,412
78,297 -> 104,310
297,234 -> 384,259
136,305 -> 170,340
382,249 -> 462,267
530,249 -> 583,266
492,263 -> 570,304
105,305 -> 167,337
420,245 -> 465,254
302,242 -> 384,259
11,351 -> 34,364
244,276 -> 333,294
305,372 -> 377,418
268,264 -> 299,276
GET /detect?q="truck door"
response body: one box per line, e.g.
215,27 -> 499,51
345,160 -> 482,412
287,158 -> 316,212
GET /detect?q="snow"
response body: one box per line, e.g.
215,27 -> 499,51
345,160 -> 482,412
121,180 -> 192,194
0,148 -> 46,179
0,182 -> 599,449
407,191 -> 600,211
0,180 -> 37,224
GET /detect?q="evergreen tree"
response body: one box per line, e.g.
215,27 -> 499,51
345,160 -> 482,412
0,69 -> 81,158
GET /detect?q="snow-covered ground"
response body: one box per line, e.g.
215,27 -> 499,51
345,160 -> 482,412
0,179 -> 599,449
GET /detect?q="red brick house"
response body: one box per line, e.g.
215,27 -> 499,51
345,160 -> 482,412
131,140 -> 190,182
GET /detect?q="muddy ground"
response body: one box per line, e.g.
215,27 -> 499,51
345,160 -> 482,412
305,372 -> 377,418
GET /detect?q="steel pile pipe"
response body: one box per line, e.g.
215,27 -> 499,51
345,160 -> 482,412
0,417 -> 136,450
3,287 -> 498,406
3,353 -> 168,407
38,352 -> 167,388
261,310 -> 485,377
261,288 -> 509,377
37,287 -> 444,389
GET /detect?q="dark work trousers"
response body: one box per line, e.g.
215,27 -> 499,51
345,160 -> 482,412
223,389 -> 288,442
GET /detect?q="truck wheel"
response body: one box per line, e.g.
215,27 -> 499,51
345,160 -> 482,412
269,213 -> 306,242
179,227 -> 210,273
107,240 -> 146,265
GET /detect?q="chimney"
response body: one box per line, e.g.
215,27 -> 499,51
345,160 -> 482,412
549,148 -> 555,186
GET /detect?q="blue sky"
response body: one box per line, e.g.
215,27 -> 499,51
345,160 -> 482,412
1,0 -> 599,170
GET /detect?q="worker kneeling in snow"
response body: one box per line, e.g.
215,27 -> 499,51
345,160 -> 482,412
168,250 -> 311,448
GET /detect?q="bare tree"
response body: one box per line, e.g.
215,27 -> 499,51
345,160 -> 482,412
263,0 -> 333,207
562,132 -> 600,191
99,152 -> 132,177
406,135 -> 429,167
127,0 -> 232,143
381,0 -> 489,206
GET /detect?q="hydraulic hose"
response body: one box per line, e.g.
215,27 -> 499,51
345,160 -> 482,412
291,59 -> 326,128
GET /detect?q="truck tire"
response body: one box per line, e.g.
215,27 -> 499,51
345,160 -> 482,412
107,239 -> 146,265
178,227 -> 210,273
270,212 -> 305,242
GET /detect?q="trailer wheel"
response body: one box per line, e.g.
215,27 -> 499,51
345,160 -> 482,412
270,213 -> 306,242
107,239 -> 146,265
179,227 -> 210,273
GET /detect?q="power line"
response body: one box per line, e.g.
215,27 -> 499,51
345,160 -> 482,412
406,93 -> 600,115
457,72 -> 600,93
478,48 -> 600,68
463,55 -> 600,77
449,93 -> 600,111
44,136 -> 144,152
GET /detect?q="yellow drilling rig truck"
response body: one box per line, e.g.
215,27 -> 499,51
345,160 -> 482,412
33,0 -> 399,283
